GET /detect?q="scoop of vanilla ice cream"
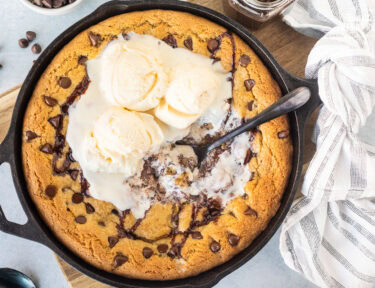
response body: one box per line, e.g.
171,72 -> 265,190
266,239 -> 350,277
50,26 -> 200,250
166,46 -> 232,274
84,107 -> 164,175
100,40 -> 168,111
154,58 -> 231,129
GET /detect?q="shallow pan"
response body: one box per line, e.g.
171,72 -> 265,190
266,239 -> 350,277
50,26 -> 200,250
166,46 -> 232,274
0,1 -> 321,287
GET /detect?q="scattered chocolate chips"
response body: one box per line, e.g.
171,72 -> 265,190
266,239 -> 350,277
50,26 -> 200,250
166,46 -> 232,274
243,149 -> 252,165
142,247 -> 154,259
31,43 -> 41,54
45,185 -> 57,199
43,95 -> 58,107
75,215 -> 87,224
244,206 -> 258,217
26,31 -> 36,41
77,55 -> 88,65
25,130 -> 38,142
48,114 -> 63,130
244,79 -> 256,91
72,193 -> 84,204
69,169 -> 79,181
108,236 -> 119,248
58,77 -> 71,89
88,31 -> 102,47
54,133 -> 65,153
228,233 -> 240,246
207,38 -> 220,53
66,149 -> 75,162
183,37 -> 193,50
191,231 -> 203,240
157,244 -> 168,253
18,38 -> 29,48
277,130 -> 289,139
210,241 -> 221,253
114,253 -> 128,268
162,34 -> 177,48
247,100 -> 254,111
40,143 -> 53,154
239,54 -> 251,67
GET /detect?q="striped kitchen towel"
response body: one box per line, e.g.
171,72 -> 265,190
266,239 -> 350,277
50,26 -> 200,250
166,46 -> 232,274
280,1 -> 375,288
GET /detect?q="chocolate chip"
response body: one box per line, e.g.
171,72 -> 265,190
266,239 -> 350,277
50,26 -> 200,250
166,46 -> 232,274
239,54 -> 251,67
40,143 -> 53,154
72,193 -> 83,204
85,203 -> 95,214
48,114 -> 63,130
18,38 -> 29,48
75,215 -> 87,224
183,36 -> 193,50
111,209 -> 119,216
43,95 -> 58,107
277,130 -> 289,139
210,241 -> 221,253
191,231 -> 203,239
45,185 -> 57,199
108,236 -> 119,248
77,55 -> 88,65
247,100 -> 254,111
244,79 -> 256,91
31,43 -> 41,54
243,149 -> 252,165
26,31 -> 36,41
228,233 -> 240,246
54,133 -> 65,152
142,247 -> 153,259
114,253 -> 128,268
58,77 -> 71,89
207,39 -> 219,53
25,130 -> 38,142
249,171 -> 255,181
66,149 -> 75,162
88,31 -> 102,47
69,169 -> 79,181
157,244 -> 168,253
41,0 -> 52,8
162,34 -> 177,48
212,57 -> 221,64
98,221 -> 105,227
244,206 -> 257,217
122,33 -> 130,40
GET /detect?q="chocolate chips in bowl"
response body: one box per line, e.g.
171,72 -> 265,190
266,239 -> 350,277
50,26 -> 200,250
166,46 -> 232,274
20,0 -> 84,15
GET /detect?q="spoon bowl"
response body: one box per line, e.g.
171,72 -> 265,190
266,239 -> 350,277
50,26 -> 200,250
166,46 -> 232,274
0,268 -> 36,288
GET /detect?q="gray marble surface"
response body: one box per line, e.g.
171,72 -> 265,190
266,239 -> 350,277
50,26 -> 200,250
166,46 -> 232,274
0,1 -> 317,287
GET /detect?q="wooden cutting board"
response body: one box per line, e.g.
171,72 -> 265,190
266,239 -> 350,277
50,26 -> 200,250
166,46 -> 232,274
0,1 -> 318,287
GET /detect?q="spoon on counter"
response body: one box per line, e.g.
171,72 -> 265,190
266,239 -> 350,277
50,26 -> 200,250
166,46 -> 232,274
0,268 -> 37,288
178,87 -> 311,166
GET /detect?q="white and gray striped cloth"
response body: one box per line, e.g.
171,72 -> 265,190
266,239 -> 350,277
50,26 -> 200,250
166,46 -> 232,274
280,1 -> 375,288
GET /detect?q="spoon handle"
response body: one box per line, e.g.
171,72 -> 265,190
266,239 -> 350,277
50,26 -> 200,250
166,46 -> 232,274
206,87 -> 311,153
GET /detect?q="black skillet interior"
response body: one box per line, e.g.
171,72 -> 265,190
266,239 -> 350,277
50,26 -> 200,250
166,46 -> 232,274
0,1 -> 321,288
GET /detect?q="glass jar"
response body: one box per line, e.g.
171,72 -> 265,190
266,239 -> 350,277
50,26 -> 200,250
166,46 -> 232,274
228,0 -> 296,23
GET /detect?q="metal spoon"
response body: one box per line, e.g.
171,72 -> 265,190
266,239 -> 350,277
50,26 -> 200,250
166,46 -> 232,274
179,87 -> 311,166
0,268 -> 37,288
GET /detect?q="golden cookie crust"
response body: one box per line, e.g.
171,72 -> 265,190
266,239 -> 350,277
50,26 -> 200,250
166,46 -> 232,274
22,10 -> 292,280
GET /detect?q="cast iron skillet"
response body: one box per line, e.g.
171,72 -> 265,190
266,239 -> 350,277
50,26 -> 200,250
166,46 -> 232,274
0,1 -> 321,287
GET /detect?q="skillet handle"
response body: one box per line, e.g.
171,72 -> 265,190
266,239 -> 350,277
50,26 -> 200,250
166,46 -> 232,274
285,75 -> 322,124
0,135 -> 47,244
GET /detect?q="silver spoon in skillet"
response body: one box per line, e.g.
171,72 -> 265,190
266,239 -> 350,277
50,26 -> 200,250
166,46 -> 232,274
177,87 -> 311,166
0,268 -> 37,288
